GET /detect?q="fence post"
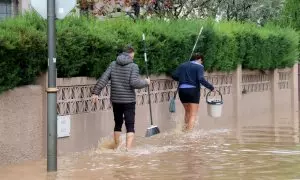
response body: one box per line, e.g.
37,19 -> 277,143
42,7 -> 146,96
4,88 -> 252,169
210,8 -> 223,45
271,69 -> 279,142
232,65 -> 242,141
291,64 -> 299,143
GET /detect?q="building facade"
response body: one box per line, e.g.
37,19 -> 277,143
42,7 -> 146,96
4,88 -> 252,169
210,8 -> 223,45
0,0 -> 29,20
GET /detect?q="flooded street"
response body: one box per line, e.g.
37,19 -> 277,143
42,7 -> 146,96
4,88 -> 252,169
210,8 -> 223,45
1,128 -> 300,180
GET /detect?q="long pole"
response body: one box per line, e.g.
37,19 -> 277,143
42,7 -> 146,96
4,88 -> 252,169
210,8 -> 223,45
188,26 -> 203,61
143,33 -> 154,125
47,0 -> 57,172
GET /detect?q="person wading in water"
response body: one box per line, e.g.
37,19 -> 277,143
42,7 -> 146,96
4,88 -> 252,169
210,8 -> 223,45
171,53 -> 215,131
91,45 -> 150,151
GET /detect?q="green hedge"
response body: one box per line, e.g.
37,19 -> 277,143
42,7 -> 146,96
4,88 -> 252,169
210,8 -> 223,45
0,13 -> 299,93
0,13 -> 47,93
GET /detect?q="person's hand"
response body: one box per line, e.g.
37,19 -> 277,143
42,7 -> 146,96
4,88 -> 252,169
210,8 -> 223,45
145,78 -> 151,85
91,94 -> 99,104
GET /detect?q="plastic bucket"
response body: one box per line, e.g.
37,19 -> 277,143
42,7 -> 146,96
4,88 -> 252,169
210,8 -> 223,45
206,90 -> 223,118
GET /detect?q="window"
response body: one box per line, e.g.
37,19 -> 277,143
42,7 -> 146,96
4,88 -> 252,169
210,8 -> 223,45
0,0 -> 12,20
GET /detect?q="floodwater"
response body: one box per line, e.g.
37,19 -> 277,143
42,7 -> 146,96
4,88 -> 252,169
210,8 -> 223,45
1,127 -> 300,180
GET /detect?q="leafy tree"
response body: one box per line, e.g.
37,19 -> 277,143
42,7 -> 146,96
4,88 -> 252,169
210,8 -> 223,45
280,0 -> 300,30
76,0 -> 285,24
208,0 -> 284,25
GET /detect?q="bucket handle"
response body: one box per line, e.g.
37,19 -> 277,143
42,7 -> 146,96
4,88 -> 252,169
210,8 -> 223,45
206,90 -> 223,103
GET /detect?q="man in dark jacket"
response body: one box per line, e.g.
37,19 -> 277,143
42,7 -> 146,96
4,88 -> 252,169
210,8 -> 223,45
91,45 -> 150,151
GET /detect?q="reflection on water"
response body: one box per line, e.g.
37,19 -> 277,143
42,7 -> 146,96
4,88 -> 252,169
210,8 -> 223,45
1,127 -> 300,180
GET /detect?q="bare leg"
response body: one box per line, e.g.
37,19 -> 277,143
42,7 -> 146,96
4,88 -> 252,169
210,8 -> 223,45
126,132 -> 135,151
114,131 -> 121,149
186,103 -> 199,131
182,103 -> 190,132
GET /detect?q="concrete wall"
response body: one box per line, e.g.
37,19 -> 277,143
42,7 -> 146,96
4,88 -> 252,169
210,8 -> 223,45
0,85 -> 44,166
0,65 -> 299,166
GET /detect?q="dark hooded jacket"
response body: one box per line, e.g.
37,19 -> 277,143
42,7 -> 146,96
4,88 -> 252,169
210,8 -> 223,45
92,52 -> 148,103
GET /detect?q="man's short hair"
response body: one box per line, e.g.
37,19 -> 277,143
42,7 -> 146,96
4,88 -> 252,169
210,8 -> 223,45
123,44 -> 135,53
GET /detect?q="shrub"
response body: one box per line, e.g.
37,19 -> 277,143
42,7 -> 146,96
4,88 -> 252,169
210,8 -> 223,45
0,13 -> 47,93
0,12 -> 298,93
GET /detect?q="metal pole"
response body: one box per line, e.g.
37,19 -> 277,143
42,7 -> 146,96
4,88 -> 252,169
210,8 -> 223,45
47,0 -> 57,172
142,34 -> 154,125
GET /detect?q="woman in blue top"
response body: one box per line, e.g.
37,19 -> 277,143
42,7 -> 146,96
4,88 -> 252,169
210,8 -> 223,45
172,53 -> 215,131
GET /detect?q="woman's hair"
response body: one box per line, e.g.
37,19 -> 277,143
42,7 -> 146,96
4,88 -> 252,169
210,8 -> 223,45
190,53 -> 204,61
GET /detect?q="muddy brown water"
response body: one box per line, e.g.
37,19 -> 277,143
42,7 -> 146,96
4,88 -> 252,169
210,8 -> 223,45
1,127 -> 300,180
